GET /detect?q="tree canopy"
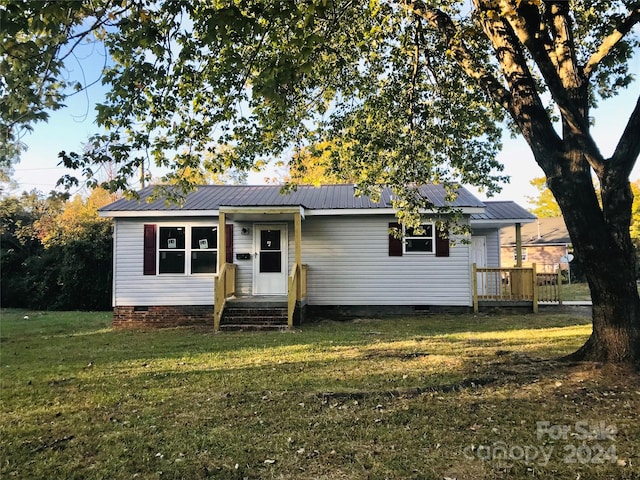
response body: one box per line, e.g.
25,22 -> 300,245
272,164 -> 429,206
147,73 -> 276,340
4,0 -> 514,204
3,2 -> 638,204
0,188 -> 114,310
527,177 -> 563,218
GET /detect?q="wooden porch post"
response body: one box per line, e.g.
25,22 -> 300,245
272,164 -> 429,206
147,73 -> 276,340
515,222 -> 522,267
218,212 -> 226,273
472,263 -> 479,313
532,262 -> 539,313
214,212 -> 226,332
289,211 -> 302,330
557,267 -> 563,305
294,212 -> 302,281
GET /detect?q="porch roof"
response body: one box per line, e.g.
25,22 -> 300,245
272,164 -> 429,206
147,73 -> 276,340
470,201 -> 536,229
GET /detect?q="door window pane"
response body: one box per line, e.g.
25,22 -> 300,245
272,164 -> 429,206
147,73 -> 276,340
261,230 -> 280,251
260,252 -> 281,272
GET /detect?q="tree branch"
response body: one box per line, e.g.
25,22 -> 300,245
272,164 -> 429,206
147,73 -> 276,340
584,6 -> 640,78
500,1 -> 606,173
610,95 -> 640,178
544,2 -> 584,92
470,1 -> 563,166
400,1 -> 514,115
59,2 -> 132,63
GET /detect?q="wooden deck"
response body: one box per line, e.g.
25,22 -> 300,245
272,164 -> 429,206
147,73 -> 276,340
473,263 -> 563,313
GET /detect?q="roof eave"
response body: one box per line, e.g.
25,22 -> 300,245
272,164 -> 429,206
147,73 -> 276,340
100,205 -> 485,218
99,210 -> 221,218
471,217 -> 537,227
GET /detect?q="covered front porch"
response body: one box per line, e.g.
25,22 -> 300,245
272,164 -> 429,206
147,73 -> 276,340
470,206 -> 541,312
213,206 -> 308,331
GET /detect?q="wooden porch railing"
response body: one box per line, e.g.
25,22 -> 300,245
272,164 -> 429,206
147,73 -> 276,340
288,263 -> 308,329
473,263 -> 539,313
213,263 -> 237,331
473,264 -> 564,313
536,270 -> 563,304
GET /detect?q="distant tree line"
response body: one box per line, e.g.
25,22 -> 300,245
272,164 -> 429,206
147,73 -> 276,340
1,188 -> 115,311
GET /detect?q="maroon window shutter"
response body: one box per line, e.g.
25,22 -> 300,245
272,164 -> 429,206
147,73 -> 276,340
389,222 -> 403,257
225,224 -> 233,263
435,226 -> 450,257
143,224 -> 157,275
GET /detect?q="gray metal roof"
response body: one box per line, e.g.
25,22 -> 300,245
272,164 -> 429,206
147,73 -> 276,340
470,201 -> 537,222
100,184 -> 487,212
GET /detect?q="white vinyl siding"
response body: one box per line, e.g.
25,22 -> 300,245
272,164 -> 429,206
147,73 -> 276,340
113,215 -> 475,307
113,219 -> 217,306
300,216 -> 471,306
232,222 -> 254,297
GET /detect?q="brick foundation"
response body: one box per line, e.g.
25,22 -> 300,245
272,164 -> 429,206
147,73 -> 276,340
113,305 -> 214,329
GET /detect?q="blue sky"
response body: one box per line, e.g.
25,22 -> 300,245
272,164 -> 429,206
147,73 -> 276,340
11,57 -> 640,208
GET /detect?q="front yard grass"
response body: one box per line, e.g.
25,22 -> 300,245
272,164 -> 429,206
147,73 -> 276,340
559,281 -> 640,302
1,309 -> 638,480
559,282 -> 592,302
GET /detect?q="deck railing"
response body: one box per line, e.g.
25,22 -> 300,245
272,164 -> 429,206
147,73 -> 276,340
536,270 -> 563,303
473,263 -> 539,313
473,264 -> 564,312
213,263 -> 237,331
288,263 -> 308,329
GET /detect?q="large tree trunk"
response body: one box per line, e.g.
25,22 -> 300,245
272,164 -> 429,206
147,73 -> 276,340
413,0 -> 640,365
533,29 -> 640,366
548,168 -> 640,366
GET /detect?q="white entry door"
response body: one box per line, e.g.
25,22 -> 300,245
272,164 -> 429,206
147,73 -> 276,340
253,224 -> 288,295
471,236 -> 488,295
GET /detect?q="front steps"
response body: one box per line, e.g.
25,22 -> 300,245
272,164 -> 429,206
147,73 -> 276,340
219,297 -> 289,331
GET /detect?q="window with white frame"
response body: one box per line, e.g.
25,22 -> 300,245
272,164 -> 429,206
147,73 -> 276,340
404,223 -> 435,254
190,226 -> 217,274
158,226 -> 217,274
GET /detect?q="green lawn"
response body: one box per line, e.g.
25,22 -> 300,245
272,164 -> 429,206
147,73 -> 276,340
560,282 -> 592,301
559,281 -> 640,302
1,309 -> 638,480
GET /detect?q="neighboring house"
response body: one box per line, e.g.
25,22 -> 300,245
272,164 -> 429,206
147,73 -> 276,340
500,217 -> 571,273
99,184 -> 535,328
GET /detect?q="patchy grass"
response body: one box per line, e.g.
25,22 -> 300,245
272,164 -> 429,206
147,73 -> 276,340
560,282 -> 592,302
1,309 -> 638,480
559,281 -> 640,302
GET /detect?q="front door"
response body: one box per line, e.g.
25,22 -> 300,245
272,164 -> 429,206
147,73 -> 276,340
253,224 -> 288,295
471,236 -> 488,295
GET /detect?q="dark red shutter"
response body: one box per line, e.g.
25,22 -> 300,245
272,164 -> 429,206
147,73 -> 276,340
389,222 -> 403,257
225,224 -> 233,263
143,224 -> 157,275
435,226 -> 449,257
